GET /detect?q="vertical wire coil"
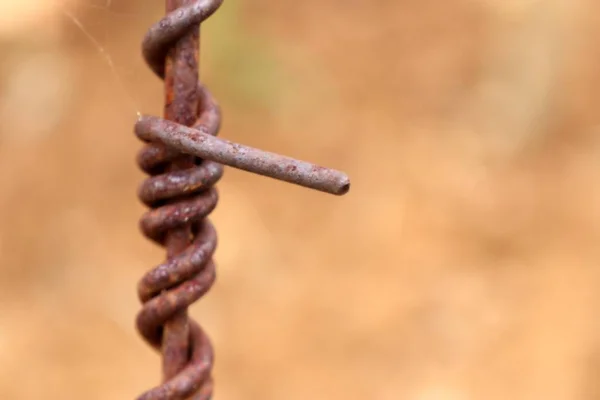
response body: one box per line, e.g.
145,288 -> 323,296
135,1 -> 224,399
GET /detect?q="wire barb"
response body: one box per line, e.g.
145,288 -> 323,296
136,115 -> 351,195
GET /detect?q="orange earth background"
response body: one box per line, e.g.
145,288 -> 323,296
2,1 -> 600,399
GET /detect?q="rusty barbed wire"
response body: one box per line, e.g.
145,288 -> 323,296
136,115 -> 350,195
134,1 -> 350,399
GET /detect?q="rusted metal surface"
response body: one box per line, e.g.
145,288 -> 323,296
136,116 -> 350,195
135,0 -> 350,399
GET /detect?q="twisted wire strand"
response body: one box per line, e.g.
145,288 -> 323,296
135,1 -> 224,399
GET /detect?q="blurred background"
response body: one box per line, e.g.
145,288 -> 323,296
1,0 -> 600,399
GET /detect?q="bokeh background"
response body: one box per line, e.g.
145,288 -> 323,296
2,0 -> 600,399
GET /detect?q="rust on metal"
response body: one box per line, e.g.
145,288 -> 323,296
136,1 -> 222,399
134,0 -> 350,398
161,0 -> 201,387
136,115 -> 350,195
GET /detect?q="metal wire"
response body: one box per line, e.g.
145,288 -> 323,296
136,115 -> 350,195
134,1 -> 350,399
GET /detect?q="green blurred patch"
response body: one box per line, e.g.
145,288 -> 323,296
203,0 -> 286,111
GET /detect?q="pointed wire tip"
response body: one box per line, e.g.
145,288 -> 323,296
335,178 -> 351,196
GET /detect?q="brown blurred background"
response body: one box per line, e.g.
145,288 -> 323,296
2,0 -> 600,399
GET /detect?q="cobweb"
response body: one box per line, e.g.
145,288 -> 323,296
62,0 -> 142,118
